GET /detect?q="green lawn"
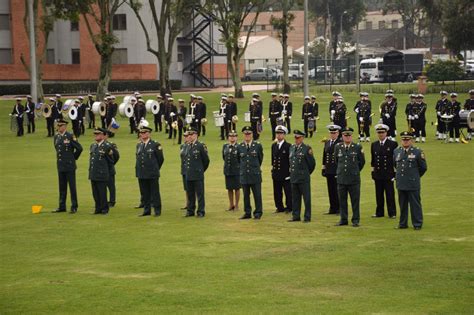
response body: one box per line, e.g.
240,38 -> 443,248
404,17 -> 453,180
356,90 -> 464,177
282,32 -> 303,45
0,90 -> 473,313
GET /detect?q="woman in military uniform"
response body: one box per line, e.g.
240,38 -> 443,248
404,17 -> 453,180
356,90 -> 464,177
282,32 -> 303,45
222,130 -> 241,211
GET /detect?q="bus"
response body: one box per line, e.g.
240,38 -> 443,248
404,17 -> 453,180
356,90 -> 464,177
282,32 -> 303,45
360,58 -> 384,83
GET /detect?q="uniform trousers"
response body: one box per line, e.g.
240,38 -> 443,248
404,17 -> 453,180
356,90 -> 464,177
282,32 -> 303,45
186,180 -> 205,216
58,171 -> 78,210
138,178 -> 161,215
398,189 -> 423,228
91,180 -> 108,214
374,179 -> 396,217
338,183 -> 361,224
107,174 -> 116,204
242,183 -> 262,218
273,179 -> 292,212
325,174 -> 339,213
291,182 -> 311,221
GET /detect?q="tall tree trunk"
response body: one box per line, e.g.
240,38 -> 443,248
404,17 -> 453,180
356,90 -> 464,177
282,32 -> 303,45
97,53 -> 112,101
231,46 -> 244,98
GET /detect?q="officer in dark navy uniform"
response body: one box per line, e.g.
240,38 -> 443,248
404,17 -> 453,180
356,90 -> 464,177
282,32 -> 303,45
184,127 -> 210,217
269,93 -> 282,140
394,131 -> 427,230
25,95 -> 36,134
238,126 -> 264,220
136,126 -> 164,217
288,130 -> 316,223
271,125 -> 292,214
249,98 -> 262,140
322,124 -> 341,215
302,96 -> 314,137
435,91 -> 449,140
334,127 -> 365,227
89,128 -> 114,215
52,119 -> 83,213
371,124 -> 398,218
464,89 -> 474,139
281,94 -> 293,132
11,98 -> 25,136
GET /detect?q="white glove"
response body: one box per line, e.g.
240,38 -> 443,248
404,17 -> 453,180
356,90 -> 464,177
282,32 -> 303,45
170,112 -> 176,117
437,111 -> 441,116
408,115 -> 413,120
414,114 -> 419,119
330,110 -> 335,115
195,119 -> 199,122
359,117 -> 363,122
385,113 -> 390,118
8,113 -> 12,116
355,108 -> 359,113
330,115 -> 334,121
282,110 -> 287,115
289,116 -> 292,119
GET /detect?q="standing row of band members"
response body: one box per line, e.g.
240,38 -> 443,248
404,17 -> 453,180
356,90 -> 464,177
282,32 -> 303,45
11,89 -> 474,144
51,118 -> 427,230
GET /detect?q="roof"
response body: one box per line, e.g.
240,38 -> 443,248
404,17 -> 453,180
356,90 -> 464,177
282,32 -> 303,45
352,29 -> 396,47
239,36 -> 270,46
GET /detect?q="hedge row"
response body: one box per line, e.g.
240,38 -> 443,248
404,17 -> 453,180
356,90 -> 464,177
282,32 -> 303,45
0,80 -> 182,96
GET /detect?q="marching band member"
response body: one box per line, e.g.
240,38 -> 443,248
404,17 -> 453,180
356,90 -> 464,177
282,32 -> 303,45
412,94 -> 427,143
302,96 -> 314,138
11,97 -> 25,137
154,95 -> 164,132
77,96 -> 86,135
380,93 -> 397,139
25,95 -> 35,134
222,130 -> 241,211
356,93 -> 372,142
329,91 -> 341,114
249,98 -> 262,140
86,94 -> 96,129
436,91 -> 449,140
464,90 -> 474,139
54,94 -> 63,120
227,94 -> 238,131
269,92 -> 282,140
105,95 -> 118,129
332,96 -> 347,130
53,120 -> 83,214
281,94 -> 293,133
167,98 -> 177,140
443,93 -> 461,143
322,124 -> 341,215
71,99 -> 81,138
310,95 -> 319,133
219,96 -> 229,140
177,99 -> 187,144
197,96 -> 207,136
46,97 -> 56,137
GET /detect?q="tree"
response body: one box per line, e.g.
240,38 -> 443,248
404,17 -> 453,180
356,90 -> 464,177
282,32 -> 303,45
47,0 -> 124,100
425,59 -> 464,83
309,0 -> 365,59
309,37 -> 330,58
127,0 -> 197,95
438,0 -> 474,56
383,0 -> 423,49
203,0 -> 267,98
20,0 -> 56,101
270,1 -> 296,94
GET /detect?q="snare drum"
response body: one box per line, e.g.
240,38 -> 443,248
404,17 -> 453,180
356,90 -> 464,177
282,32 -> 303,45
459,110 -> 474,129
244,112 -> 251,122
213,111 -> 224,127
186,114 -> 194,124
276,117 -> 284,126
308,118 -> 315,131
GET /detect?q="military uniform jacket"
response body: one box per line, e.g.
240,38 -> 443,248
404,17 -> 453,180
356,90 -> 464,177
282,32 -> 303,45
269,100 -> 282,120
443,101 -> 461,122
380,100 -> 397,118
228,101 -> 238,117
177,106 -> 187,127
134,104 -> 147,122
89,141 -> 114,181
334,142 -> 365,185
222,143 -> 240,176
405,102 -> 414,117
302,103 -> 314,120
311,102 -> 319,117
184,141 -> 210,181
168,104 -> 177,122
106,102 -> 118,120
199,103 -> 207,118
436,98 -> 448,113
249,104 -> 262,122
135,139 -> 164,179
394,146 -> 427,191
237,141 -> 263,185
333,103 -> 347,123
329,100 -> 337,113
78,103 -> 86,120
289,143 -> 315,184
180,143 -> 188,175
322,138 -> 341,175
371,139 -> 398,180
271,140 -> 291,181
106,141 -> 120,176
356,101 -> 372,121
25,101 -> 35,118
11,104 -> 25,118
54,131 -> 83,172
413,102 -> 427,121
464,99 -> 474,110
281,101 -> 292,116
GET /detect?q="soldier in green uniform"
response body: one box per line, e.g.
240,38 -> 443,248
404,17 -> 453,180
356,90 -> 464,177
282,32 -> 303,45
52,120 -> 83,213
180,130 -> 190,210
104,130 -> 120,208
136,126 -> 165,217
394,131 -> 427,230
89,128 -> 115,215
237,126 -> 264,220
334,127 -> 365,227
184,127 -> 210,218
222,130 -> 241,211
288,130 -> 316,223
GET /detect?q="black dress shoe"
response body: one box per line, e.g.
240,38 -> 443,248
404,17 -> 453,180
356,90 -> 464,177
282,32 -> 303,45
226,207 -> 235,211
180,206 -> 187,210
372,215 -> 383,218
303,220 -> 310,223
108,202 -> 115,208
288,218 -> 301,222
134,204 -> 144,209
154,213 -> 161,217
395,225 -> 408,229
253,216 -> 261,220
139,213 -> 151,217
197,213 -> 205,218
274,209 -> 285,213
414,226 -> 422,230
101,211 -> 109,215
184,213 -> 195,217
352,223 -> 360,227
52,209 -> 66,213
389,216 -> 397,219
92,212 -> 101,215
239,215 -> 251,220
70,208 -> 77,214
335,222 -> 348,226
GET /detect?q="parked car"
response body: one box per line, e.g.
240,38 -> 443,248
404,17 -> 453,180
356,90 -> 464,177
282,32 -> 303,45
288,64 -> 303,79
243,68 -> 277,81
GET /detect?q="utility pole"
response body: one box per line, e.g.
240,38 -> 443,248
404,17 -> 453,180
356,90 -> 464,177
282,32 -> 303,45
28,0 -> 37,102
303,0 -> 309,96
355,24 -> 360,92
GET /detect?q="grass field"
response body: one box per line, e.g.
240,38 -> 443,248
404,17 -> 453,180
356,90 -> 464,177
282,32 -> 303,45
1,89 -> 473,313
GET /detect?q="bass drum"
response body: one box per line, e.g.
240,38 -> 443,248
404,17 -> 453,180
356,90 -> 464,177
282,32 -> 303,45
123,95 -> 134,105
119,102 -> 134,118
68,106 -> 78,120
145,100 -> 160,114
92,101 -> 106,117
459,110 -> 474,129
62,99 -> 75,117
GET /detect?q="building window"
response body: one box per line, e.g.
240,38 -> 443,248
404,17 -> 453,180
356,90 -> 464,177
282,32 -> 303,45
112,48 -> 128,64
177,52 -> 183,62
392,20 -> 399,29
0,14 -> 10,30
113,14 -> 127,31
261,25 -> 266,31
0,49 -> 12,64
243,25 -> 249,32
365,21 -> 372,30
72,49 -> 80,64
249,59 -> 254,64
70,21 -> 79,31
379,20 -> 385,29
46,49 -> 55,64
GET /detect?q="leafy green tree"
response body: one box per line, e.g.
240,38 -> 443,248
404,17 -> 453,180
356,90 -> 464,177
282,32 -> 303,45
425,59 -> 464,84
